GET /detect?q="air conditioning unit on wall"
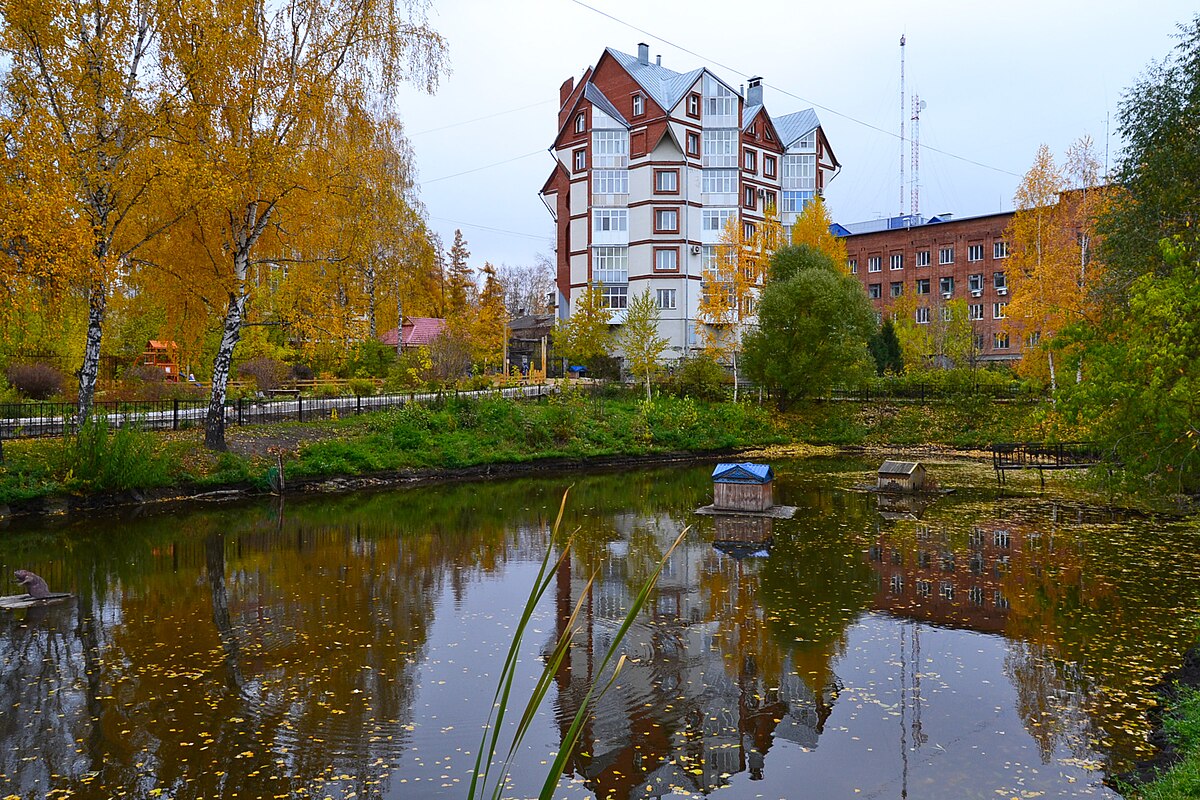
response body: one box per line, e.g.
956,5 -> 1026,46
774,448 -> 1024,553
690,245 -> 703,255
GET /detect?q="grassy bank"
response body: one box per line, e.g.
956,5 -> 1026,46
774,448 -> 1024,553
0,388 -> 1052,508
1126,682 -> 1200,798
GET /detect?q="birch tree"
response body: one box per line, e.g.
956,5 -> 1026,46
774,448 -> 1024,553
697,217 -> 757,401
0,0 -> 172,417
789,195 -> 848,271
619,288 -> 668,400
158,0 -> 446,450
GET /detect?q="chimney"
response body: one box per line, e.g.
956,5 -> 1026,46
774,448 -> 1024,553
637,43 -> 649,65
559,77 -> 574,107
747,77 -> 763,107
656,54 -> 662,66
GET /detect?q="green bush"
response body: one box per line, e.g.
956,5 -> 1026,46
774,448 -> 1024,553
347,378 -> 377,397
313,382 -> 346,398
340,339 -> 396,379
663,354 -> 730,401
57,416 -> 174,491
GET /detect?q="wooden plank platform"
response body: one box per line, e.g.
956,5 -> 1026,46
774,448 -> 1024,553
0,592 -> 73,610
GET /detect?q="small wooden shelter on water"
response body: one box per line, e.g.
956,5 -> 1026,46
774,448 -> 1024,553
877,460 -> 926,493
712,463 -> 774,512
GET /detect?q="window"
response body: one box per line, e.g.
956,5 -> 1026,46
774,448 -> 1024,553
994,331 -> 1010,349
702,75 -> 738,123
782,153 -> 816,190
574,112 -> 585,134
655,208 -> 679,233
600,284 -> 628,310
969,587 -> 985,606
867,256 -> 881,273
702,169 -> 737,196
917,580 -> 932,598
915,306 -> 930,324
890,575 -> 904,595
968,303 -> 983,320
686,132 -> 700,157
942,306 -> 953,322
994,241 -> 1009,259
1027,331 -> 1041,347
890,253 -> 904,270
702,209 -> 735,233
890,281 -> 903,298
781,191 -> 814,213
940,582 -> 954,601
765,126 -> 774,141
993,301 -> 1007,319
593,169 -> 627,194
687,93 -> 700,117
632,93 -> 644,117
916,250 -> 931,267
939,246 -> 954,265
968,273 -> 983,293
848,258 -> 858,274
763,190 -> 777,211
763,155 -> 777,178
593,209 -> 627,232
994,591 -> 1010,610
655,247 -> 679,271
702,129 -> 738,167
939,276 -> 955,296
743,221 -> 755,240
654,169 -> 678,193
968,244 -> 984,261
592,130 -> 628,168
747,122 -> 756,136
994,530 -> 1011,549
994,271 -> 1008,291
656,288 -> 677,309
974,333 -> 985,352
868,283 -> 882,299
573,148 -> 586,171
593,246 -> 628,284
743,186 -> 757,209
743,149 -> 757,172
916,278 -> 930,295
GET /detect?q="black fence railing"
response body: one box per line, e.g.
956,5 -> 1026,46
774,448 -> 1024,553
829,382 -> 1041,403
0,384 -> 556,440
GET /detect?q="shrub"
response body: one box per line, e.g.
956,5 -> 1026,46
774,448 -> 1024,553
7,363 -> 66,400
664,354 -> 730,401
290,362 -> 315,382
238,357 -> 290,391
313,382 -> 345,398
58,415 -> 173,491
347,377 -> 377,397
341,339 -> 396,379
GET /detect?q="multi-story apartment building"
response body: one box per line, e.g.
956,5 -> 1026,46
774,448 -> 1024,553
838,212 -> 1020,363
541,44 -> 838,360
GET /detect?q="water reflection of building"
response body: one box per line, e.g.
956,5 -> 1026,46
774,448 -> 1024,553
553,512 -> 835,799
864,518 -> 1084,633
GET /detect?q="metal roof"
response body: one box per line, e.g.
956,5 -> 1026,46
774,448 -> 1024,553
378,317 -> 446,347
774,108 -> 819,148
713,462 -> 774,483
583,83 -> 629,128
742,103 -> 763,131
878,460 -> 922,475
605,48 -> 705,113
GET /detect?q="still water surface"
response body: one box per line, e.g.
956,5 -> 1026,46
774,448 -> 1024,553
2,458 -> 1199,799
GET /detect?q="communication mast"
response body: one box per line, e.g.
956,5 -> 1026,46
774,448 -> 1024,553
899,35 -> 906,218
910,94 -> 926,218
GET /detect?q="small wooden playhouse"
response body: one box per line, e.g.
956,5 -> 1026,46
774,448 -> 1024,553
877,460 -> 926,493
712,463 -> 774,512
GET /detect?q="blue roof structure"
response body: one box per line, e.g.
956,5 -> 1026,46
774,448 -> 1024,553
606,47 -> 708,113
774,109 -> 819,147
712,463 -> 774,484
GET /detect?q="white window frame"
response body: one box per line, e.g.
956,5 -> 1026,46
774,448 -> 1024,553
573,149 -> 586,171
655,248 -> 678,271
702,209 -> 736,235
968,303 -> 984,321
868,283 -> 882,299
916,278 -> 930,295
702,129 -> 738,168
632,94 -> 644,116
655,208 -> 679,233
593,169 -> 627,195
915,306 -> 930,324
940,276 -> 954,296
994,241 -> 1009,259
591,130 -> 629,168
593,209 -> 628,233
939,246 -> 954,265
890,282 -> 903,298
848,258 -> 857,274
656,288 -> 677,310
574,112 -> 585,134
994,331 -> 1010,349
867,256 -> 882,273
993,302 -> 1007,319
654,169 -> 678,193
967,244 -> 984,262
968,273 -> 984,293
890,253 -> 903,270
600,284 -> 628,310
916,250 -> 931,267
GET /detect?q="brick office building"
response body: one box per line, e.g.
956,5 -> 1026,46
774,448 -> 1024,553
838,212 -> 1020,364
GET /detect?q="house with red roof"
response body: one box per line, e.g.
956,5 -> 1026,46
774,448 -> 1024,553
377,317 -> 447,350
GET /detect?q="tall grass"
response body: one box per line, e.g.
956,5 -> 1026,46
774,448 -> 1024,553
57,416 -> 175,491
468,489 -> 689,800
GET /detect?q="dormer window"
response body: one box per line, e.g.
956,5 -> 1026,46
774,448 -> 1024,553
748,122 -> 756,136
632,94 -> 644,117
574,112 -> 585,134
687,93 -> 700,117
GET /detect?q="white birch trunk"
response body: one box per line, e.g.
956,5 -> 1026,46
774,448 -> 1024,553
77,280 -> 107,420
1047,348 -> 1058,400
205,246 -> 251,450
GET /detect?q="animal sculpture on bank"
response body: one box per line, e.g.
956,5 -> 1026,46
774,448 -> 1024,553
13,570 -> 51,599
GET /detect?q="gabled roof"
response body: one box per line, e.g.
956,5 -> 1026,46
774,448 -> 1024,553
378,317 -> 446,347
774,108 -> 820,147
583,83 -> 629,128
713,462 -> 774,484
605,47 -> 705,113
742,103 -> 763,130
878,460 -> 922,476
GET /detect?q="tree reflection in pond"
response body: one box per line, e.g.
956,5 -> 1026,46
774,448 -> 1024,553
0,461 -> 1197,798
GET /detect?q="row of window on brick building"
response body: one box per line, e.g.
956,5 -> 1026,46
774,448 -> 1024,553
850,241 -> 1009,274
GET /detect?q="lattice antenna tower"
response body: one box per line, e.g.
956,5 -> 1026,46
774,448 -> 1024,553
911,94 -> 926,217
899,35 -> 906,218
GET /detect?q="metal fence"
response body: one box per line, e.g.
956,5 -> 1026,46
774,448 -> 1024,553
0,384 -> 556,440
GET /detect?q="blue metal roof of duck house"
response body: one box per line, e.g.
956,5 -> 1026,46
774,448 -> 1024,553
712,463 -> 774,484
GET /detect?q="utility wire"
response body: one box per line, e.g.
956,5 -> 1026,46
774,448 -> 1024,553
428,215 -> 550,241
411,100 -> 554,136
422,149 -> 546,184
566,0 -> 1021,178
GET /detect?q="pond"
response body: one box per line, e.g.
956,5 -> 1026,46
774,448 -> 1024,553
2,457 -> 1199,799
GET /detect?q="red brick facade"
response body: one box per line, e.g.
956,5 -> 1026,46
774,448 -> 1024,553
843,212 -> 1020,363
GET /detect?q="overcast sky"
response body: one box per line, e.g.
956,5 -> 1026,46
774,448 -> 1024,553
392,0 -> 1196,272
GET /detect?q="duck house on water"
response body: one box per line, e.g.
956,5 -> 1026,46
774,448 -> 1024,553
712,463 -> 774,512
877,460 -> 926,493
